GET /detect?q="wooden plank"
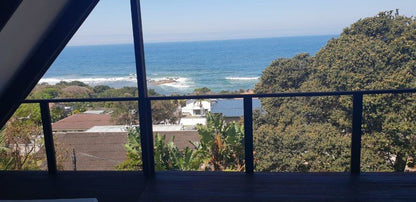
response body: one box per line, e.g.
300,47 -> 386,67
0,172 -> 146,202
1,171 -> 416,201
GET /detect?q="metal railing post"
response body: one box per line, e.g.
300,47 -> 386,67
351,93 -> 363,175
130,0 -> 155,178
244,97 -> 254,174
40,102 -> 57,174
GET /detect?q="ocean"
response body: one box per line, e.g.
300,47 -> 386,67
41,35 -> 336,95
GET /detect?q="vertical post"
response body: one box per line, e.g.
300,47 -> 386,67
40,102 -> 57,175
130,0 -> 155,177
351,93 -> 363,175
72,148 -> 77,171
244,97 -> 254,174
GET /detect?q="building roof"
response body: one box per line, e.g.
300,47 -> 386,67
83,110 -> 106,114
55,130 -> 200,170
55,132 -> 128,171
85,125 -> 129,133
52,113 -> 113,132
85,124 -> 186,133
153,125 -> 183,132
211,98 -> 262,117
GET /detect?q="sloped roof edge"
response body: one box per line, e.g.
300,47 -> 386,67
0,0 -> 99,128
0,0 -> 22,31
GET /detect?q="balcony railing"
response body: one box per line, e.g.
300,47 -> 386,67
13,0 -> 416,177
22,88 -> 416,177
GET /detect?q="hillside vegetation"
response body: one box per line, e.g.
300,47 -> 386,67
254,11 -> 416,172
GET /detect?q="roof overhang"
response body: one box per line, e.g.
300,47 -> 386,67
0,0 -> 99,127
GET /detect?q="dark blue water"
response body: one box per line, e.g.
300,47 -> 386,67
42,35 -> 336,94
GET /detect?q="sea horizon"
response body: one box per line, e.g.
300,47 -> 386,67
41,35 -> 337,95
67,34 -> 339,47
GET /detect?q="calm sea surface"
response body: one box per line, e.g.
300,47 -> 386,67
42,35 -> 336,95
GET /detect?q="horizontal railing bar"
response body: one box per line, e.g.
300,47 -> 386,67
22,97 -> 140,103
256,88 -> 416,97
22,89 -> 416,103
150,89 -> 416,100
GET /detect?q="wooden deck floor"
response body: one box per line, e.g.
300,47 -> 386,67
1,171 -> 416,201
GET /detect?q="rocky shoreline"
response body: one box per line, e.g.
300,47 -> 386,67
148,78 -> 177,85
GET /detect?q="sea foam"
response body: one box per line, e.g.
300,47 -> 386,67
39,76 -> 194,90
39,76 -> 137,85
149,77 -> 193,89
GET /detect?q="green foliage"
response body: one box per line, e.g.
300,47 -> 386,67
110,101 -> 139,125
0,104 -> 44,170
50,105 -> 68,123
254,123 -> 350,172
151,100 -> 180,124
255,53 -> 312,93
115,127 -> 142,170
117,113 -> 245,171
116,127 -> 201,171
196,113 -> 245,171
60,86 -> 92,98
28,85 -> 58,99
193,87 -> 213,95
93,85 -> 111,94
26,83 -> 181,125
254,11 -> 416,172
154,134 -> 201,171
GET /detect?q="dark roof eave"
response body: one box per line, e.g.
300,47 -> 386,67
0,0 -> 99,128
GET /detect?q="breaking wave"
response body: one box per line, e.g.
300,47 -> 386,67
149,77 -> 193,89
39,76 -> 137,85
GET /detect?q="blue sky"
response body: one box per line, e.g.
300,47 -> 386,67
68,0 -> 416,46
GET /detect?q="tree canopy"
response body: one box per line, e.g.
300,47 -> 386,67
254,11 -> 416,172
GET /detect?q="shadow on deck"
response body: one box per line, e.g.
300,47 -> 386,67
0,171 -> 415,201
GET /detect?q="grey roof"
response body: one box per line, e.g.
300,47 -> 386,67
211,99 -> 262,117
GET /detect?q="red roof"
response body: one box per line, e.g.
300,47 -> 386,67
52,113 -> 112,131
55,132 -> 128,170
54,131 -> 200,170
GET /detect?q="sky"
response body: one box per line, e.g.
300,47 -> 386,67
68,0 -> 416,46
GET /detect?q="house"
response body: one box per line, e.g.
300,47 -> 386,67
210,98 -> 262,122
180,99 -> 213,127
181,99 -> 212,117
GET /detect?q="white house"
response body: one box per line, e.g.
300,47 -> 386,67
181,99 -> 212,117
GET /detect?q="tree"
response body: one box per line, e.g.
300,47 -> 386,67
151,100 -> 180,124
0,104 -> 44,170
59,86 -> 92,98
254,11 -> 416,172
110,101 -> 139,125
193,87 -> 213,95
93,85 -> 111,94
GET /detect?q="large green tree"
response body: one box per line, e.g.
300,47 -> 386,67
254,11 -> 416,172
